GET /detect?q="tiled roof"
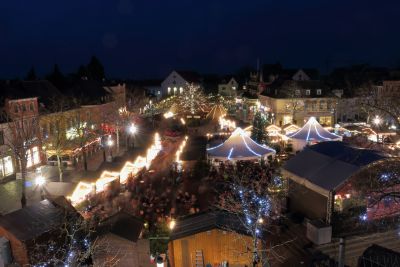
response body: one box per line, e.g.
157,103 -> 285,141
0,197 -> 77,242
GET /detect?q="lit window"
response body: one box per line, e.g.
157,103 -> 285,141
306,90 -> 310,95
317,89 -> 322,95
179,87 -> 183,94
29,103 -> 34,111
0,156 -> 14,178
173,87 -> 177,94
232,86 -> 236,90
157,90 -> 161,95
168,87 -> 171,94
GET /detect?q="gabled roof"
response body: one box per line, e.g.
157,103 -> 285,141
0,80 -> 62,106
170,211 -> 249,241
283,142 -> 388,191
286,117 -> 342,142
0,197 -> 77,242
98,211 -> 143,242
207,128 -> 275,160
175,71 -> 202,84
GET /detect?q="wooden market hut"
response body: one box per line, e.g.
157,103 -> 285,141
0,197 -> 79,266
168,211 -> 263,267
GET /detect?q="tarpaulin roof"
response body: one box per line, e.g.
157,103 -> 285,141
283,141 -> 387,192
286,117 -> 342,142
207,128 -> 275,160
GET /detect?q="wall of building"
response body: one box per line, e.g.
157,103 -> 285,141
218,79 -> 238,97
288,179 -> 328,221
259,95 -> 336,126
169,229 -> 258,267
93,234 -> 151,267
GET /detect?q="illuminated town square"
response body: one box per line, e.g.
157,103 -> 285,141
0,1 -> 400,267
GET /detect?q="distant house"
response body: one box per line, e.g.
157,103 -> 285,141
218,77 -> 238,97
93,211 -> 151,267
282,142 -> 399,224
168,211 -> 262,267
0,197 -> 79,266
161,70 -> 202,97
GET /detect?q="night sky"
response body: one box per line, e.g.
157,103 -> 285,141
1,0 -> 400,79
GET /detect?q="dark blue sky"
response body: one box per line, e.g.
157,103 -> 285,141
1,0 -> 399,79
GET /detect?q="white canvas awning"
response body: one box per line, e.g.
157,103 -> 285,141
207,128 -> 275,161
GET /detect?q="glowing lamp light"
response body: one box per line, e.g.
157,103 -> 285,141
164,111 -> 174,119
107,139 -> 114,147
169,219 -> 176,230
129,124 -> 137,134
35,176 -> 45,186
258,218 -> 264,224
373,116 -> 382,126
180,118 -> 186,125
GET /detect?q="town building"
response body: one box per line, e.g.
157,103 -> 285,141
0,121 -> 14,180
259,79 -> 338,126
161,70 -> 202,97
218,77 -> 238,97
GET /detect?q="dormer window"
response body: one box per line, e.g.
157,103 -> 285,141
316,89 -> 322,95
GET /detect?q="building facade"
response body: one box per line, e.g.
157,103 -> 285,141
161,70 -> 202,97
218,77 -> 238,97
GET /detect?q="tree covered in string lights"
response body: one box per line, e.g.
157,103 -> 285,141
251,111 -> 269,144
216,162 -> 286,267
176,83 -> 207,115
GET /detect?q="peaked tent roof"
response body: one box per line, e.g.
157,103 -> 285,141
207,128 -> 275,160
286,117 -> 342,142
206,104 -> 226,121
283,141 -> 388,192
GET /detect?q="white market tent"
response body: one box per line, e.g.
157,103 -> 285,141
286,117 -> 342,151
207,127 -> 275,162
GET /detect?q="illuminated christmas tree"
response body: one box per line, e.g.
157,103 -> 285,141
176,83 -> 207,115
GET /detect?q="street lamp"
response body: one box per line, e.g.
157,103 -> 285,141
128,123 -> 137,149
107,137 -> 114,160
36,175 -> 46,200
373,116 -> 382,143
169,219 -> 176,230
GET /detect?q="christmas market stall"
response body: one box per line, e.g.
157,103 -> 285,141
207,127 -> 275,163
286,117 -> 342,152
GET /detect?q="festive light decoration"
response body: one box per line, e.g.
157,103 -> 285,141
219,116 -> 236,131
233,184 -> 271,239
69,133 -> 162,205
207,128 -> 275,161
175,136 -> 188,163
286,117 -> 341,141
164,111 -> 174,119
